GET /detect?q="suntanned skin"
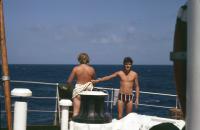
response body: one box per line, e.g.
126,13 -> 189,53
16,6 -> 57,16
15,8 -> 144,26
67,64 -> 95,117
92,62 -> 140,119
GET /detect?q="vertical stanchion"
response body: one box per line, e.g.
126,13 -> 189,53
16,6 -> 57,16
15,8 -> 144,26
54,83 -> 59,125
11,88 -> 32,130
59,99 -> 72,130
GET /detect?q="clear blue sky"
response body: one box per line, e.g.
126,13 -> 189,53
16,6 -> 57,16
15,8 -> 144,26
3,0 -> 186,65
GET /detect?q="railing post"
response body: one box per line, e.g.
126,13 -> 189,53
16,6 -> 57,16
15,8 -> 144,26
175,96 -> 178,109
111,88 -> 114,115
59,99 -> 72,130
11,88 -> 32,130
54,83 -> 59,125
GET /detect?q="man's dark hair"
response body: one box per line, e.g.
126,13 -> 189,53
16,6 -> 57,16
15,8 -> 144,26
123,57 -> 133,65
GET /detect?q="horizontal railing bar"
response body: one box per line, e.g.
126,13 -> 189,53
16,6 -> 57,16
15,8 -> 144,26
0,95 -> 57,99
0,110 -> 57,113
1,80 -> 178,113
29,96 -> 57,99
9,80 -> 177,97
27,110 -> 57,113
10,80 -> 58,86
95,87 -> 176,97
95,86 -> 115,90
1,103 -> 173,113
138,103 -> 174,109
139,91 -> 176,97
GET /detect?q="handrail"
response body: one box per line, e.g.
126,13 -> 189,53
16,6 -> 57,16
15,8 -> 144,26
0,95 -> 56,99
96,86 -> 176,97
139,90 -> 176,97
138,103 -> 174,109
10,80 -> 58,86
2,79 -> 178,102
28,96 -> 57,99
1,110 -> 57,113
9,80 -> 177,97
0,79 -> 179,124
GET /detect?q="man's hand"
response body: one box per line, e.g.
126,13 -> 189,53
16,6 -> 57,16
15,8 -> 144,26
66,82 -> 73,89
91,79 -> 99,84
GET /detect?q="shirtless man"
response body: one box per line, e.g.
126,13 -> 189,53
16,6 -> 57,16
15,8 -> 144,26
92,57 -> 140,119
67,53 -> 96,117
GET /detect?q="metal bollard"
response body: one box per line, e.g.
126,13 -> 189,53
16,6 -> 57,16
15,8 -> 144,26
11,88 -> 32,130
59,99 -> 72,130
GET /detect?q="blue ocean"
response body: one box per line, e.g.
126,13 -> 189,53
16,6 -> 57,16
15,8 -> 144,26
0,64 -> 176,126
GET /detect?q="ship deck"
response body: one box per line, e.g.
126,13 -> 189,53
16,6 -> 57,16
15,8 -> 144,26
2,125 -> 60,130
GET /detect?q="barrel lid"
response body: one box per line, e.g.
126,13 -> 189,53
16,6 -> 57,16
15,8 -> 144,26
11,88 -> 32,97
59,99 -> 72,106
80,91 -> 108,96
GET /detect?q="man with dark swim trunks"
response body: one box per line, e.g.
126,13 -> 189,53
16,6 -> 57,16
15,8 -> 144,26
92,57 -> 140,119
118,93 -> 133,103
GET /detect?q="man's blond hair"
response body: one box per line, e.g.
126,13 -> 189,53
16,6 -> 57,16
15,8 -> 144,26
78,53 -> 90,64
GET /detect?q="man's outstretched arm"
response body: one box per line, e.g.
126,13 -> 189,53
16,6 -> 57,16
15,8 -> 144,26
91,72 -> 118,84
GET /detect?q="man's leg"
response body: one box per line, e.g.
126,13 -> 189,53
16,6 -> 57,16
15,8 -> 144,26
126,100 -> 133,115
117,100 -> 124,119
73,95 -> 81,117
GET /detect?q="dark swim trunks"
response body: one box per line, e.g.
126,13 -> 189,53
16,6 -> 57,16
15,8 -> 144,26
118,93 -> 133,102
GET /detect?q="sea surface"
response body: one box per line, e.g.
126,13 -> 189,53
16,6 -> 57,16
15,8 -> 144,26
0,64 -> 177,126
